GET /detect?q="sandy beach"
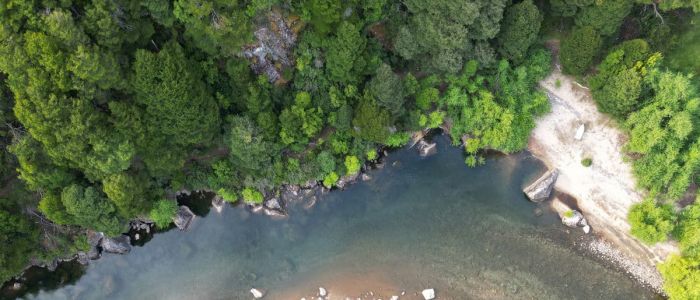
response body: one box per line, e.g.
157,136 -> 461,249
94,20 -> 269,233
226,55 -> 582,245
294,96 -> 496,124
528,69 -> 678,292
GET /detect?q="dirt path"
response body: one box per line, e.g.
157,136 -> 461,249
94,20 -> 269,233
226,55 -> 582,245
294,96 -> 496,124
528,69 -> 677,291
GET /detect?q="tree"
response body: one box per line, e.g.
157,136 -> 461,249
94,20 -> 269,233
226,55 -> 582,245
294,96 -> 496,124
0,210 -> 39,283
325,21 -> 367,83
560,26 -> 602,75
574,0 -> 634,36
344,155 -> 361,175
279,91 -> 324,149
149,199 -> 178,229
300,0 -> 342,35
352,97 -> 391,143
659,255 -> 700,300
173,0 -> 251,57
367,64 -> 405,117
61,184 -> 123,235
226,115 -> 275,177
133,41 -> 220,173
628,200 -> 676,244
102,172 -> 155,219
393,0 -> 507,73
549,0 -> 594,17
497,0 -> 542,63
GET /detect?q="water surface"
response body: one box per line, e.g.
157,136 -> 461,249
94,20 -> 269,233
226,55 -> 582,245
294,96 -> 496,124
7,137 -> 657,299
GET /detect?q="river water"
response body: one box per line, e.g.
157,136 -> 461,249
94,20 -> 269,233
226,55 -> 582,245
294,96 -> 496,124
5,136 -> 658,299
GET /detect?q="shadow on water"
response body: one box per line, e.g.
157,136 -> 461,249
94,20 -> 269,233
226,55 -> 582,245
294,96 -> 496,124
2,135 -> 661,300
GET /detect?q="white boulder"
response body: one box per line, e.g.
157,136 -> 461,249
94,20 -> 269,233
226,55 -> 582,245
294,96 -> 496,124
250,288 -> 264,299
422,288 -> 435,300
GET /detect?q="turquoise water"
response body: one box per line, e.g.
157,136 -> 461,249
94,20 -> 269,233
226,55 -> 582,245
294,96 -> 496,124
7,137 -> 657,299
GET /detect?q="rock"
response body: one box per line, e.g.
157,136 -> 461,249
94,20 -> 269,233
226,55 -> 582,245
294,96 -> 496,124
46,259 -> 58,271
561,210 -> 586,228
390,296 -> 399,300
319,287 -> 327,297
336,173 -> 359,189
264,208 -> 287,218
303,196 -> 317,210
134,233 -> 140,240
417,140 -> 437,157
264,198 -> 283,210
523,169 -> 559,202
212,196 -> 225,213
250,288 -> 264,299
173,205 -> 195,230
12,282 -> 21,290
87,231 -> 104,247
76,252 -> 89,265
575,124 -> 585,141
250,204 -> 265,214
583,225 -> 591,234
421,289 -> 435,300
87,247 -> 101,260
302,180 -> 318,190
101,235 -> 131,254
361,173 -> 371,181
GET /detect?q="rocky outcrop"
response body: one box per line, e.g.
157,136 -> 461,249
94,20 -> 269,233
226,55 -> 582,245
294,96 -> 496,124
243,10 -> 301,83
173,206 -> 195,231
417,140 -> 437,157
100,235 -> 131,254
562,210 -> 590,233
263,198 -> 287,218
211,195 -> 225,213
336,172 -> 359,189
130,219 -> 154,234
523,169 -> 558,202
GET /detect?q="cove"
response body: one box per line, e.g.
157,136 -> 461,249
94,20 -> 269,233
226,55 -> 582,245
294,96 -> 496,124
6,137 -> 658,299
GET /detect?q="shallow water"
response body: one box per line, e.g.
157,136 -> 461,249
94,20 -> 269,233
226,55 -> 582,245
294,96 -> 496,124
6,136 -> 657,299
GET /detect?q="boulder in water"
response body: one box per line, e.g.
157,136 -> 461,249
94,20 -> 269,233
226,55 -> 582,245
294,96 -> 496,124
422,288 -> 435,300
76,252 -> 89,265
211,195 -> 225,212
172,206 -> 195,231
523,169 -> 558,202
101,235 -> 131,254
361,173 -> 372,181
562,209 -> 587,228
319,287 -> 327,297
250,288 -> 264,298
417,140 -> 437,157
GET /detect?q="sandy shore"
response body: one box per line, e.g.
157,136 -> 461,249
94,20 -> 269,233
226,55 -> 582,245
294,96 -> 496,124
528,69 -> 678,292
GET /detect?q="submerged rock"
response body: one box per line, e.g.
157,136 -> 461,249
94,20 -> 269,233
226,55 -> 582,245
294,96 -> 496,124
422,288 -> 435,300
361,173 -> 372,181
250,288 -> 264,298
101,235 -> 131,254
319,287 -> 327,297
523,169 -> 558,202
173,206 -> 195,231
250,204 -> 265,214
417,140 -> 437,157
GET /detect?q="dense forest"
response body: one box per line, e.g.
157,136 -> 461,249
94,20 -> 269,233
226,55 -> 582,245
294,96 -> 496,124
0,0 -> 698,298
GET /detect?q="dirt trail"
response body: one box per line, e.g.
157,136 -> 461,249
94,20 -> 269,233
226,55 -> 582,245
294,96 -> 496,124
528,69 -> 677,291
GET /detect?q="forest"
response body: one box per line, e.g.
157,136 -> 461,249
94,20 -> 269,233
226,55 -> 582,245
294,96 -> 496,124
0,0 -> 698,298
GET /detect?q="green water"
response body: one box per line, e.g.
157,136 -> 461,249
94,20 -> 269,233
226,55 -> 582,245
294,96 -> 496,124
6,137 -> 657,299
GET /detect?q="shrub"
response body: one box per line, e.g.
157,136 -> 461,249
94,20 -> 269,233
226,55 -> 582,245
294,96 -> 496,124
385,132 -> 411,147
581,158 -> 592,167
241,187 -> 264,204
344,155 -> 361,175
628,200 -> 676,244
217,188 -> 238,203
149,199 -> 178,229
555,79 -> 561,88
323,172 -> 339,188
366,149 -> 378,161
563,210 -> 575,218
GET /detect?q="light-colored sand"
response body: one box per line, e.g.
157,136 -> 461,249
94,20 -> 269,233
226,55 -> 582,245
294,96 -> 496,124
528,70 -> 678,291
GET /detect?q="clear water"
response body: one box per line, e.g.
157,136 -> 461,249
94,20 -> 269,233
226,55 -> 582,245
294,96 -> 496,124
8,137 -> 658,299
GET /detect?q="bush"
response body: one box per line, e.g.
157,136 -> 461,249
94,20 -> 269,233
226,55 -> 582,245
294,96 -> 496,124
628,200 -> 676,244
659,254 -> 700,300
563,210 -> 575,218
385,132 -> 411,148
241,188 -> 264,204
581,158 -> 592,167
560,26 -> 602,75
149,199 -> 178,229
366,149 -> 377,161
217,188 -> 238,203
323,172 -> 339,188
344,155 -> 361,175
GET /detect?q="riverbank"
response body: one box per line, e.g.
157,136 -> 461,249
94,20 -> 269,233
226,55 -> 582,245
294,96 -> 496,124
528,69 -> 678,292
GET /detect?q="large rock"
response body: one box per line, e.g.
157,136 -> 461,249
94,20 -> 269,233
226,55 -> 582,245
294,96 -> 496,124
211,195 -> 225,213
264,198 -> 287,218
173,206 -> 195,231
100,235 -> 131,254
336,172 -> 359,189
422,288 -> 435,300
417,140 -> 437,157
523,169 -> 559,202
250,288 -> 264,299
561,209 -> 590,233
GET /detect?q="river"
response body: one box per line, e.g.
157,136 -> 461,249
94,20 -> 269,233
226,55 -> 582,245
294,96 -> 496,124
3,136 -> 659,299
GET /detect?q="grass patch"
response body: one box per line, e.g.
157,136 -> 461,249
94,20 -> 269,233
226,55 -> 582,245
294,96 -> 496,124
581,158 -> 592,167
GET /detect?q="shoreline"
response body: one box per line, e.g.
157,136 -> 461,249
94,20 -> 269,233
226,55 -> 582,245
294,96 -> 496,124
528,70 -> 678,293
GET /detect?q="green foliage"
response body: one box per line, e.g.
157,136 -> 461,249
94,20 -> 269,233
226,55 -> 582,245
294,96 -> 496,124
563,210 -> 575,218
279,91 -> 324,149
675,202 -> 700,255
581,158 -> 592,167
367,64 -> 405,117
299,0 -> 341,35
323,171 -> 339,188
659,255 -> 700,300
242,187 -> 264,204
497,0 -> 542,63
560,26 -> 602,75
628,200 -> 676,244
102,172 -> 154,219
0,209 -> 39,284
344,155 -> 361,175
353,97 -> 391,143
61,184 -> 123,236
385,132 -> 411,148
366,149 -> 378,161
325,21 -> 367,83
416,88 -> 440,111
227,115 -> 275,177
149,199 -> 178,229
218,188 -> 238,203
393,0 -> 507,73
574,0 -> 633,36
